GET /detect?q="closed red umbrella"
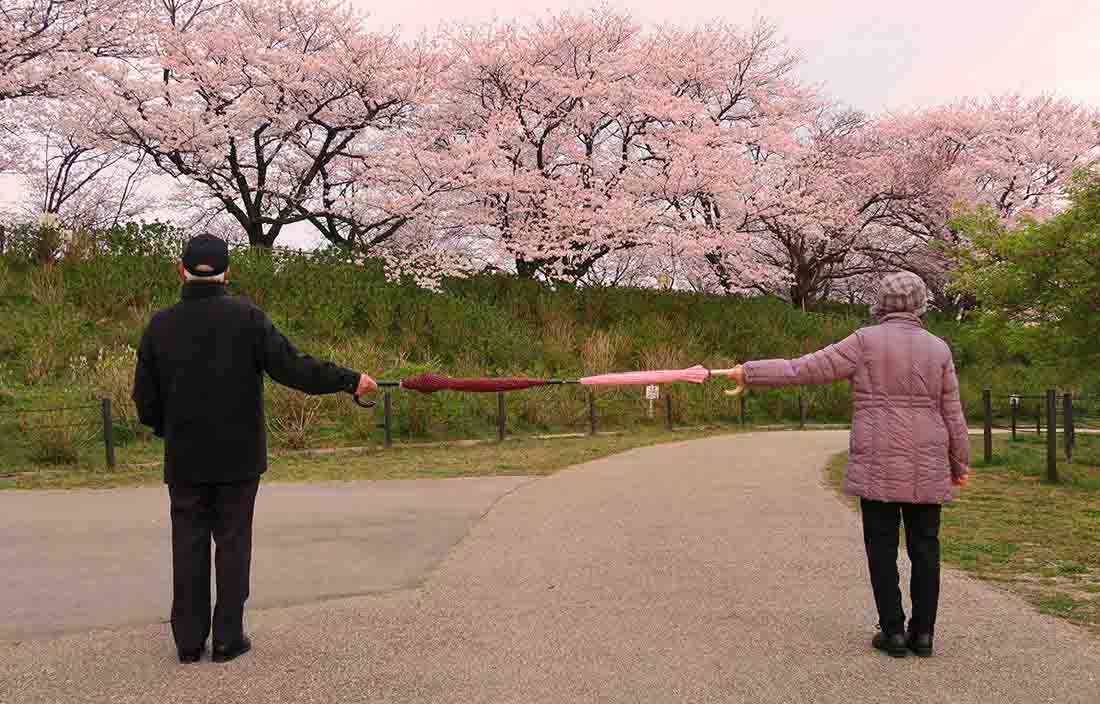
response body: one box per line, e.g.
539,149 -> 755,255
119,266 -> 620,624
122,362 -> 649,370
354,375 -> 568,407
400,374 -> 560,393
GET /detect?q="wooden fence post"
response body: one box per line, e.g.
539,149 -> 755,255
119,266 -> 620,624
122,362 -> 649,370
1046,389 -> 1058,482
1010,396 -> 1017,441
665,393 -> 673,431
383,392 -> 392,448
739,392 -> 746,427
497,391 -> 506,442
101,398 -> 115,469
1064,392 -> 1074,461
990,387 -> 998,464
588,389 -> 597,437
798,391 -> 806,430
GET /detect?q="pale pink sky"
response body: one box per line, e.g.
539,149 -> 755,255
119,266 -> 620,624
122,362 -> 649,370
3,0 -> 1098,239
356,0 -> 1100,111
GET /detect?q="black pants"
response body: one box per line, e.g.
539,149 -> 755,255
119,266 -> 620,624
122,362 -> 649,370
168,479 -> 260,652
860,499 -> 941,637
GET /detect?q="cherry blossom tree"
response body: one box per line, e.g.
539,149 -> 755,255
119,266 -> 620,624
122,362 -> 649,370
637,19 -> 819,295
6,100 -> 154,229
859,95 -> 1100,308
0,0 -> 140,175
438,11 -> 819,284
81,0 -> 468,250
721,95 -> 1099,308
438,10 -> 659,280
0,0 -> 135,102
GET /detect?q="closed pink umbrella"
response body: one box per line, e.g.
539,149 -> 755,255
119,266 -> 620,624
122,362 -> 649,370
579,365 -> 711,386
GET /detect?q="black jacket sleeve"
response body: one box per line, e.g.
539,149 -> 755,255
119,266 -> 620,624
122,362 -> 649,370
132,327 -> 164,437
257,311 -> 360,395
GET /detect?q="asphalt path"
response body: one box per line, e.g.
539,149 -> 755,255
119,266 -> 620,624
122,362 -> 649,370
2,431 -> 1098,703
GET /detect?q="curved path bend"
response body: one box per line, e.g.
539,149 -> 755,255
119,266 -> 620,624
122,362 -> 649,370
2,431 -> 1098,703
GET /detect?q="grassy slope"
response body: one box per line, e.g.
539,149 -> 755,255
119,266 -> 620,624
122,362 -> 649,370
2,250 -> 1098,475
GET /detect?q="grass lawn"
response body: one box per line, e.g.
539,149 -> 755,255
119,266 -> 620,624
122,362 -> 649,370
826,434 -> 1100,635
0,426 -> 737,490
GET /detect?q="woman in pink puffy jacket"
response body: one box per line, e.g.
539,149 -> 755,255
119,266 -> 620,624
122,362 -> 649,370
727,271 -> 970,658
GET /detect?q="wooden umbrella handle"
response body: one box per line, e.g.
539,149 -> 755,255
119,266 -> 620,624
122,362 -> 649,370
708,368 -> 745,397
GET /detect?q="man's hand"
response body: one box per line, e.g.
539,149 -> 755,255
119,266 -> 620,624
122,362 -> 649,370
356,374 -> 379,397
951,470 -> 970,487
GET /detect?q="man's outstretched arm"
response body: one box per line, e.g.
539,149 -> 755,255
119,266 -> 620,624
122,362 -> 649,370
257,311 -> 377,396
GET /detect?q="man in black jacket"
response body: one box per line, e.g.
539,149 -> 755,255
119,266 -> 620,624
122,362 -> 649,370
132,234 -> 377,664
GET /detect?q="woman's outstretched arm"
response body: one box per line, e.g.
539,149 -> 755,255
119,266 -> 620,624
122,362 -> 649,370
741,333 -> 863,388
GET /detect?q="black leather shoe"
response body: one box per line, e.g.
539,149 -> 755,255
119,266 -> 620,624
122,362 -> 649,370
178,647 -> 203,664
907,631 -> 934,657
212,636 -> 252,663
872,631 -> 908,658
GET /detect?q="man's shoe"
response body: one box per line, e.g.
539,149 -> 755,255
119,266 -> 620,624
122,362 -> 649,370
907,631 -> 934,658
178,647 -> 203,664
212,636 -> 252,663
872,631 -> 908,658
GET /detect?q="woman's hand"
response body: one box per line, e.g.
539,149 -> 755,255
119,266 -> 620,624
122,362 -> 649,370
951,470 -> 970,488
711,365 -> 746,385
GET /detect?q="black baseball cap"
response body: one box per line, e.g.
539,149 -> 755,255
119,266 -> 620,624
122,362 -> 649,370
181,234 -> 230,277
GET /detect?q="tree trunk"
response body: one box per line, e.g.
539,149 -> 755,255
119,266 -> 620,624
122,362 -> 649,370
704,252 -> 736,294
515,257 -> 543,279
246,223 -> 277,249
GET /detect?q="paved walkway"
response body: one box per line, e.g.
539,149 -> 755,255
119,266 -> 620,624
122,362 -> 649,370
2,431 -> 1098,703
0,477 -> 534,640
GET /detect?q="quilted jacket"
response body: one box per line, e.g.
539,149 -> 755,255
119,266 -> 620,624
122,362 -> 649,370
744,313 -> 969,504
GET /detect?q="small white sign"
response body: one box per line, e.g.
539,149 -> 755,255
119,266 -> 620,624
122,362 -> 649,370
645,385 -> 660,400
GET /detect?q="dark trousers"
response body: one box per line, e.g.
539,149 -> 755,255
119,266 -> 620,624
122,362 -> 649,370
168,479 -> 260,652
860,498 -> 941,637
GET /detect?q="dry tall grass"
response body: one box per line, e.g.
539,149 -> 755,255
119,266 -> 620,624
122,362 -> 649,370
21,409 -> 96,465
582,329 -> 624,374
266,383 -> 324,449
